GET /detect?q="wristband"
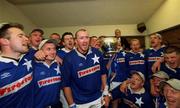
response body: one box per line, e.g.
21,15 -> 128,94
69,103 -> 76,108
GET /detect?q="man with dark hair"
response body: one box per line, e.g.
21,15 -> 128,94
57,32 -> 74,59
0,23 -> 34,107
160,46 -> 180,79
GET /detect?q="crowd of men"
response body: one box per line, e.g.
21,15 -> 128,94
0,23 -> 180,108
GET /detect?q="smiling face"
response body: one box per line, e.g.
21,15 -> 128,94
163,84 -> 180,108
41,43 -> 57,62
165,52 -> 179,68
75,30 -> 90,54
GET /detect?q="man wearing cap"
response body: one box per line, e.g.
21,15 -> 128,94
109,71 -> 153,108
151,71 -> 169,108
33,39 -> 62,108
160,79 -> 180,108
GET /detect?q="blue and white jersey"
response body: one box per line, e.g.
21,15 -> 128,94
152,96 -> 166,108
144,46 -> 166,75
62,47 -> 107,104
125,51 -> 146,77
33,60 -> 62,108
111,85 -> 153,108
111,50 -> 128,82
160,63 -> 180,79
0,56 -> 34,108
57,48 -> 71,60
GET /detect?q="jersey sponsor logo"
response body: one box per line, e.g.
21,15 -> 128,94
117,58 -> 125,63
38,76 -> 61,88
148,57 -> 161,62
0,72 -> 11,79
78,65 -> 100,78
129,60 -> 145,65
0,73 -> 32,98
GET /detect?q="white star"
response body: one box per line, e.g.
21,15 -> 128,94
122,52 -> 126,57
23,59 -> 32,71
140,53 -> 144,58
54,65 -> 61,75
92,54 -> 100,64
135,97 -> 144,107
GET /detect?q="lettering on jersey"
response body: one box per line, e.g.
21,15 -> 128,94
0,73 -> 32,98
148,57 -> 161,62
38,76 -> 61,88
129,60 -> 145,65
78,65 -> 100,78
117,58 -> 125,63
0,72 -> 11,79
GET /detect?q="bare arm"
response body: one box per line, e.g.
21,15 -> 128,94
63,87 -> 74,106
101,74 -> 107,91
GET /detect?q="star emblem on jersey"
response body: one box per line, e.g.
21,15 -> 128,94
122,52 -> 126,57
54,65 -> 61,75
135,97 -> 144,107
92,54 -> 100,64
23,59 -> 32,71
140,53 -> 144,58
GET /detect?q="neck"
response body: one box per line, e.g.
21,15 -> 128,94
77,48 -> 88,55
132,49 -> 140,53
131,86 -> 143,92
0,47 -> 21,59
45,60 -> 53,66
65,47 -> 72,52
153,44 -> 161,50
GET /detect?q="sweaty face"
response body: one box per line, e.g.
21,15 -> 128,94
8,28 -> 29,54
130,74 -> 144,91
75,31 -> 90,54
29,31 -> 43,48
163,84 -> 180,108
41,43 -> 57,61
130,40 -> 141,52
150,35 -> 162,48
63,35 -> 74,50
164,52 -> 179,68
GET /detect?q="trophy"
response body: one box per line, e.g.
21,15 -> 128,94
101,36 -> 119,58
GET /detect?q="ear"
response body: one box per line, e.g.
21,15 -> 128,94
0,38 -> 9,46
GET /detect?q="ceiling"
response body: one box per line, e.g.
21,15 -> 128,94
7,0 -> 165,28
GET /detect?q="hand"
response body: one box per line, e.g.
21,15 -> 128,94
103,95 -> 111,107
151,60 -> 161,73
55,55 -> 63,65
34,50 -> 46,61
120,79 -> 130,94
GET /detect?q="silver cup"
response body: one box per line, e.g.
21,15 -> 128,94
101,36 -> 118,58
